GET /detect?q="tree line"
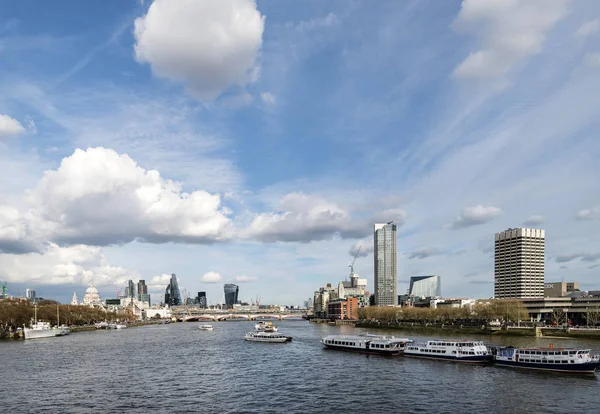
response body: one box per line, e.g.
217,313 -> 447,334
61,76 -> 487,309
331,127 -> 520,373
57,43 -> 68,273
0,299 -> 133,335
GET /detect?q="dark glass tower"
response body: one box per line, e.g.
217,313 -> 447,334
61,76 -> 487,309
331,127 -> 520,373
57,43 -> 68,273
138,280 -> 150,305
197,292 -> 207,308
164,273 -> 182,306
224,284 -> 239,308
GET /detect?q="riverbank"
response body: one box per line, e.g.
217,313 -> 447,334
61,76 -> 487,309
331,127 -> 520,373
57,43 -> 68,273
355,320 -> 600,339
1,320 -> 164,340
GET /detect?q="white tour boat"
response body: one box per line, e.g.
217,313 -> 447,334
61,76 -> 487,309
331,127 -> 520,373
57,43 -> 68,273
244,331 -> 292,343
493,346 -> 600,374
198,324 -> 214,331
321,333 -> 412,356
404,339 -> 493,363
255,321 -> 279,332
23,305 -> 70,340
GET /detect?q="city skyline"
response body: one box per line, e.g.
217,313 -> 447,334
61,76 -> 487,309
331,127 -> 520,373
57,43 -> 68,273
1,1 -> 600,305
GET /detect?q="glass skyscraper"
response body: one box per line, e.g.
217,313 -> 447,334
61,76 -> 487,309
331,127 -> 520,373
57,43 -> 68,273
197,291 -> 207,308
164,273 -> 182,306
374,222 -> 397,306
409,275 -> 441,298
224,284 -> 239,308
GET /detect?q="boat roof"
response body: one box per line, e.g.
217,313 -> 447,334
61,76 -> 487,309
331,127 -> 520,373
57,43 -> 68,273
322,334 -> 411,341
516,347 -> 590,351
428,339 -> 483,342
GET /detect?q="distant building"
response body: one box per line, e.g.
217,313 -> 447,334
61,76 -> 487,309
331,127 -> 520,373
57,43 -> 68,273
197,291 -> 207,308
137,280 -> 150,305
494,228 -> 545,298
82,282 -> 102,306
71,292 -> 79,305
327,297 -> 359,320
224,284 -> 239,308
164,274 -> 182,306
313,283 -> 336,318
374,222 -> 398,306
409,275 -> 441,298
544,282 -> 579,297
25,289 -> 36,302
125,280 -> 136,298
307,297 -> 313,309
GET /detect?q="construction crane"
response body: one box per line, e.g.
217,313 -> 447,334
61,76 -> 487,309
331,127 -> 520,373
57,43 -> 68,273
349,246 -> 361,277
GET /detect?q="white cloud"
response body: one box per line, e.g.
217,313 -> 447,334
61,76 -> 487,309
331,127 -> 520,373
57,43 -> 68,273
133,0 -> 265,100
583,52 -> 600,69
450,205 -> 502,229
6,147 -> 232,248
452,0 -> 568,79
523,214 -> 545,226
234,275 -> 257,283
576,206 -> 600,221
0,243 -> 136,286
575,19 -> 600,39
148,273 -> 171,293
201,271 -> 223,283
0,114 -> 25,138
260,92 -> 277,106
244,193 -> 404,243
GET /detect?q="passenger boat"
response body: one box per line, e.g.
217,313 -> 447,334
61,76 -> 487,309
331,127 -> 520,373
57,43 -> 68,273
255,321 -> 278,332
404,339 -> 493,363
493,346 -> 600,374
244,331 -> 292,343
320,333 -> 412,356
198,324 -> 214,331
23,305 -> 70,340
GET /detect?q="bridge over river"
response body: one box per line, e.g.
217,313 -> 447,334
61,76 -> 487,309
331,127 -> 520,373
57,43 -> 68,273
169,308 -> 307,321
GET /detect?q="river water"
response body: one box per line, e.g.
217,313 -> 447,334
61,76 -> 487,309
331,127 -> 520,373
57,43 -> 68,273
1,320 -> 600,413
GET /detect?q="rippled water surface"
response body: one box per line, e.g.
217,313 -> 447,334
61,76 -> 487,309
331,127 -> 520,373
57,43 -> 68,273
2,321 -> 600,413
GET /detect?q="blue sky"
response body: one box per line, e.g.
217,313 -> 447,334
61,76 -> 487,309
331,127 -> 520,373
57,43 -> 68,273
1,0 -> 600,305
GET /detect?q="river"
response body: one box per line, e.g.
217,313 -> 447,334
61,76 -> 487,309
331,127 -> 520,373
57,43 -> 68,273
1,320 -> 600,413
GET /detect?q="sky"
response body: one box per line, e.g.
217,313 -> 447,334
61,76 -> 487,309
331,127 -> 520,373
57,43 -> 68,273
1,0 -> 600,306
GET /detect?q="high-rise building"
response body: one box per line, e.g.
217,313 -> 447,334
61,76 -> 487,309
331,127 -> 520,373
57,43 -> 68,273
25,289 -> 36,302
164,273 -> 182,306
374,222 -> 398,306
137,280 -> 150,304
125,280 -> 136,298
224,284 -> 239,308
494,228 -> 545,299
197,292 -> 207,308
409,275 -> 441,298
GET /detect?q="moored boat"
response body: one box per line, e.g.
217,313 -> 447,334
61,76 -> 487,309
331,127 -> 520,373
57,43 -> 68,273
493,346 -> 600,374
23,304 -> 70,340
244,331 -> 292,343
199,324 -> 214,331
321,333 -> 412,356
404,339 -> 493,363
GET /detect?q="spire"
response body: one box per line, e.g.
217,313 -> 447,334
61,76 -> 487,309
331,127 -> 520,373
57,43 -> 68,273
71,292 -> 79,305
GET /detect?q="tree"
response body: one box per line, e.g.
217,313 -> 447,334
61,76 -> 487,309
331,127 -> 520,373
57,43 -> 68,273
584,306 -> 600,327
552,309 -> 567,327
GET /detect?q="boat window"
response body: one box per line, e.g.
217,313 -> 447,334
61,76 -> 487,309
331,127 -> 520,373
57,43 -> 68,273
568,351 -> 576,355
562,351 -> 568,355
542,352 -> 547,355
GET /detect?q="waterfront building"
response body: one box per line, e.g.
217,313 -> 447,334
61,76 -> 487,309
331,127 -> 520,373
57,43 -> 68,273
25,289 -> 36,302
544,282 -> 579,297
409,275 -> 441,299
71,292 -> 79,305
374,222 -> 398,306
313,283 -> 337,318
327,297 -> 359,320
197,291 -> 207,308
307,297 -> 313,309
494,228 -> 545,299
82,282 -> 102,306
224,284 -> 239,308
164,273 -> 182,306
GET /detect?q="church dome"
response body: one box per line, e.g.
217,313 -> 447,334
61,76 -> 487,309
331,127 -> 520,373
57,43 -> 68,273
83,282 -> 102,305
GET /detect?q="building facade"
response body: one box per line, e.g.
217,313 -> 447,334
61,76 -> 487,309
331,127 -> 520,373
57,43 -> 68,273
137,280 -> 150,305
197,291 -> 207,308
494,228 -> 545,299
544,282 -> 579,297
409,275 -> 441,298
374,222 -> 398,306
164,273 -> 182,306
327,297 -> 359,320
224,284 -> 239,308
25,289 -> 36,302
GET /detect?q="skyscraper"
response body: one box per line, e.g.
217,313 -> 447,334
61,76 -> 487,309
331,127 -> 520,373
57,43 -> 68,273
374,222 -> 397,306
494,228 -> 545,299
224,284 -> 239,308
137,280 -> 150,305
125,280 -> 136,298
197,292 -> 207,308
164,273 -> 182,306
409,275 -> 441,298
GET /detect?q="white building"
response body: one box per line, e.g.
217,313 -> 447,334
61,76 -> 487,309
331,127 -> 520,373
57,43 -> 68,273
494,228 -> 545,299
409,275 -> 441,298
71,292 -> 79,305
82,282 -> 102,306
374,222 -> 397,306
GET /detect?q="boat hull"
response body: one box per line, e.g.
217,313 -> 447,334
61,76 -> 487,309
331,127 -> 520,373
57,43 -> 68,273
495,360 -> 599,374
245,337 -> 291,343
404,353 -> 493,363
24,327 -> 70,340
323,344 -> 404,356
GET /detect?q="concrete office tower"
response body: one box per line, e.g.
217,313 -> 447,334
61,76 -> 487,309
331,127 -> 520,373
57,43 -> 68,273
494,228 -> 545,299
224,284 -> 239,308
374,222 -> 398,306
